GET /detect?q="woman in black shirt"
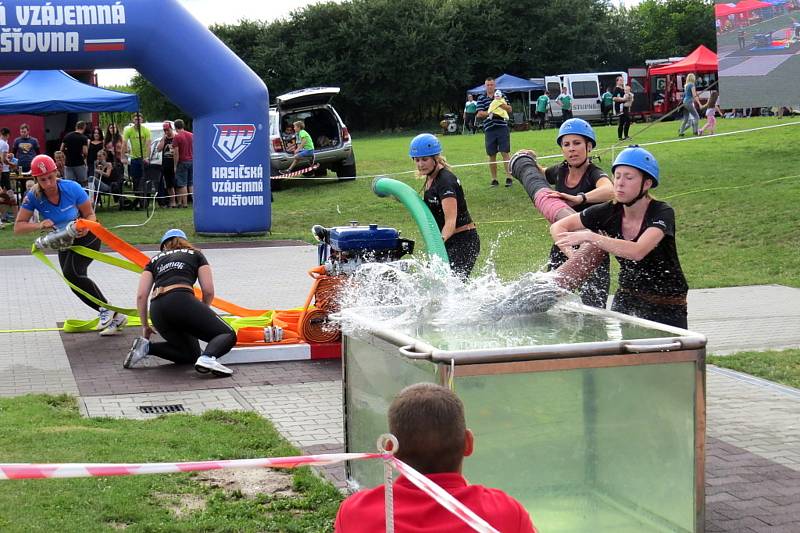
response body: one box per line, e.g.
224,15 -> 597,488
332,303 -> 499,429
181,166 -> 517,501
550,146 -> 688,328
544,119 -> 614,308
409,133 -> 480,279
123,228 -> 237,376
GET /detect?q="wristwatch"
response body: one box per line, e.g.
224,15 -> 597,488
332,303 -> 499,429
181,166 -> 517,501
578,192 -> 587,205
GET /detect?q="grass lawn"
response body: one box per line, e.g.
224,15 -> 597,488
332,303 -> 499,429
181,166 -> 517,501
0,395 -> 342,532
3,117 -> 799,290
708,349 -> 800,389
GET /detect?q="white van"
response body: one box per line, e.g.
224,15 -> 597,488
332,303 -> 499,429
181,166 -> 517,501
545,71 -> 628,122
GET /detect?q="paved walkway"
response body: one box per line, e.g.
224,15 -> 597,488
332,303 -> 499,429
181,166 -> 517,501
1,244 -> 799,531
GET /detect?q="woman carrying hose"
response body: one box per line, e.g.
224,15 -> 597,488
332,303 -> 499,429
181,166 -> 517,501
550,146 -> 689,328
14,154 -> 128,335
541,119 -> 614,308
410,133 -> 480,279
123,228 -> 237,377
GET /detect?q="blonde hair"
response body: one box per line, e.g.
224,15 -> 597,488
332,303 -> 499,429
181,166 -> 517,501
686,73 -> 696,84
54,150 -> 65,162
293,120 -> 305,130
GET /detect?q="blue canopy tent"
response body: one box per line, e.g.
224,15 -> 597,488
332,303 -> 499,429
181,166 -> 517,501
0,70 -> 139,113
467,73 -> 544,123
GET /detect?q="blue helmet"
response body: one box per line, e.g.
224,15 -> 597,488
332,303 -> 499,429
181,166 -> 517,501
160,228 -> 188,249
612,146 -> 660,187
557,118 -> 596,148
409,133 -> 442,158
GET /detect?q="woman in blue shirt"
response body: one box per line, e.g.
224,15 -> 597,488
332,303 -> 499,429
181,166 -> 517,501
678,73 -> 701,137
14,154 -> 127,335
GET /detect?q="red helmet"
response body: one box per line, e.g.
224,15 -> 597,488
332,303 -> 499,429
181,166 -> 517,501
30,154 -> 58,177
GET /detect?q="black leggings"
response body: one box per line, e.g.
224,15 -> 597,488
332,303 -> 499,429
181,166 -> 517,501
548,244 -> 610,309
611,290 -> 688,329
445,229 -> 480,280
149,290 -> 236,363
617,110 -> 631,139
58,232 -> 107,312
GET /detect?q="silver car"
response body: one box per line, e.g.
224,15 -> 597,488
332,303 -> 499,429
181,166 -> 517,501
269,87 -> 356,179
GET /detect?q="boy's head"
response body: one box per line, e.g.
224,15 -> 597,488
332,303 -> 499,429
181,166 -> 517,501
388,383 -> 473,474
494,89 -> 503,99
1,127 -> 9,139
25,179 -> 35,191
174,119 -> 185,131
54,151 -> 65,165
293,120 -> 305,131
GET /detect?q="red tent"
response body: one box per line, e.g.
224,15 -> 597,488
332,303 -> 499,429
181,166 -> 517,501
735,0 -> 772,11
715,3 -> 741,17
649,45 -> 718,75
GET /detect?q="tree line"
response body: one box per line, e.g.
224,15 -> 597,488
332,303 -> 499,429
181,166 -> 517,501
131,0 -> 715,131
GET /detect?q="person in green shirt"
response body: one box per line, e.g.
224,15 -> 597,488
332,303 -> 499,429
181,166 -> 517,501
601,87 -> 614,125
557,86 -> 573,120
122,113 -> 152,210
282,120 -> 315,174
535,91 -> 550,130
463,94 -> 478,134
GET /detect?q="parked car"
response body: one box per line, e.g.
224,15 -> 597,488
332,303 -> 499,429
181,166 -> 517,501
269,87 -> 356,179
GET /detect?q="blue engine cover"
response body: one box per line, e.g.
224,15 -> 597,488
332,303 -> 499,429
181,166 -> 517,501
328,224 -> 400,251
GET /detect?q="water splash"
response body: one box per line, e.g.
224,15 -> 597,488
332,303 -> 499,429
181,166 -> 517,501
334,254 -> 574,332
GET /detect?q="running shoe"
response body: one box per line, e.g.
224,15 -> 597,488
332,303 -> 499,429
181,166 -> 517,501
99,313 -> 128,336
490,180 -> 499,188
194,355 -> 233,377
97,308 -> 113,330
123,336 -> 150,368
505,178 -> 513,187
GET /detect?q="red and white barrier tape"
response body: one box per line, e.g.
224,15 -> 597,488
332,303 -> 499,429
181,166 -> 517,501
0,452 -> 384,480
270,163 -> 320,179
0,451 -> 503,533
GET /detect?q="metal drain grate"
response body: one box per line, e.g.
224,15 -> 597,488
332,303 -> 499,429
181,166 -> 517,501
137,404 -> 185,414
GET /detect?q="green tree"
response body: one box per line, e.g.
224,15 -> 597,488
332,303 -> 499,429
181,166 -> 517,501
129,74 -> 191,127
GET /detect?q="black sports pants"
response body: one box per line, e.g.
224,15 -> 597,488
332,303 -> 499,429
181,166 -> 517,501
149,290 -> 236,363
58,232 -> 106,311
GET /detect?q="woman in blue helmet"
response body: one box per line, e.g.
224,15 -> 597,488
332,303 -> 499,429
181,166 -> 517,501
542,118 -> 614,308
123,228 -> 237,376
409,133 -> 480,279
550,146 -> 689,328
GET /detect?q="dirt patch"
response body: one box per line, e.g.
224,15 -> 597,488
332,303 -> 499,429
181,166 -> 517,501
153,492 -> 207,518
195,468 -> 297,499
106,522 -> 128,529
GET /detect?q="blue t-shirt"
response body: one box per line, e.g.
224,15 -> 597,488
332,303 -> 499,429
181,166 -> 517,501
21,179 -> 89,230
683,83 -> 695,104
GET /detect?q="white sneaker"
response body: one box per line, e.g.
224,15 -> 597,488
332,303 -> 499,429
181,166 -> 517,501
99,313 -> 128,336
194,355 -> 233,377
97,308 -> 113,330
123,336 -> 150,368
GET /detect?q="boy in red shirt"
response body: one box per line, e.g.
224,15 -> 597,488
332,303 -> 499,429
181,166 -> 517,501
334,383 -> 537,532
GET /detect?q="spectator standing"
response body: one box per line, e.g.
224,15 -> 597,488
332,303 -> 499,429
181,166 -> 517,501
334,383 -> 537,533
123,113 -> 152,209
535,91 -> 550,130
12,123 -> 41,173
556,85 -> 573,120
173,119 -> 194,207
678,73 -> 701,137
86,126 -> 105,175
737,29 -> 746,49
618,85 -> 634,141
157,121 -> 178,208
463,94 -> 478,134
0,128 -> 18,225
601,86 -> 614,125
475,77 -> 513,188
61,121 -> 90,187
104,123 -> 123,163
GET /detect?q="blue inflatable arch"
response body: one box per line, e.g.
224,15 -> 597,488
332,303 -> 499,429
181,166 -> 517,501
0,0 -> 270,234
